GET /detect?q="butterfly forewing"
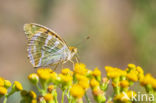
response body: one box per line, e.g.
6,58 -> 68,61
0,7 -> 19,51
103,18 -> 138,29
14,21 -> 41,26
24,23 -> 70,67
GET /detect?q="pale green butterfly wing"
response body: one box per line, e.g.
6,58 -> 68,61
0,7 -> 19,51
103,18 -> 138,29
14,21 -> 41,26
24,23 -> 70,68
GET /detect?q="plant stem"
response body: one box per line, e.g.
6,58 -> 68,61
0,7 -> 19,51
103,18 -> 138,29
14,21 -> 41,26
61,90 -> 65,103
85,93 -> 91,103
3,96 -> 7,103
53,90 -> 58,103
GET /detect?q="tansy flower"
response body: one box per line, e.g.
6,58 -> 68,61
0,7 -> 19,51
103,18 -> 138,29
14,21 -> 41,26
90,78 -> 99,88
120,80 -> 129,88
114,91 -> 136,102
92,88 -> 103,96
0,77 -> 4,87
59,74 -> 73,83
28,73 -> 39,84
74,63 -> 88,75
48,85 -> 55,93
49,72 -> 58,82
13,81 -> 23,91
126,69 -> 138,82
31,99 -> 37,103
78,79 -> 89,90
128,64 -> 136,70
4,80 -> 12,88
140,73 -> 156,88
105,66 -> 126,78
44,93 -> 53,101
0,86 -> 7,95
75,74 -> 88,81
61,68 -> 73,76
92,67 -> 101,77
59,74 -> 73,88
70,84 -> 85,99
136,66 -> 144,74
37,68 -> 52,80
29,91 -> 37,99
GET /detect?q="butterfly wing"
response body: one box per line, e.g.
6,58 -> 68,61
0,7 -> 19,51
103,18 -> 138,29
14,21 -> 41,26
24,23 -> 70,67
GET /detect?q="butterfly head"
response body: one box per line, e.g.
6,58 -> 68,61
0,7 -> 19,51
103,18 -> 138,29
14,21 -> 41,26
69,46 -> 77,58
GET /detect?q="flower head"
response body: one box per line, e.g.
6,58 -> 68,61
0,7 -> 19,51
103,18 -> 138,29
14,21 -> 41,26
37,68 -> 53,80
74,63 -> 88,75
70,84 -> 85,99
28,73 -> 39,84
13,81 -> 23,91
4,80 -> 12,88
120,80 -> 129,88
0,86 -> 7,95
44,93 -> 53,101
61,68 -> 73,76
0,77 -> 4,87
92,67 -> 101,77
90,78 -> 99,88
78,79 -> 89,90
29,91 -> 37,99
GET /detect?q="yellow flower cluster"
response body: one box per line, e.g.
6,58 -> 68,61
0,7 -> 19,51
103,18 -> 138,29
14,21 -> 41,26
1,63 -> 156,103
140,73 -> 156,89
0,77 -> 23,103
114,90 -> 137,102
21,90 -> 37,103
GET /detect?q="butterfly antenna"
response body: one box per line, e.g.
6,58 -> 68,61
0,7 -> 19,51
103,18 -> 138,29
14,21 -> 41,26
74,35 -> 90,48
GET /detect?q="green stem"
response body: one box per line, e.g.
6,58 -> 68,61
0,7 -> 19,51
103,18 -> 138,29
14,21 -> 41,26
3,96 -> 7,103
53,90 -> 58,103
35,83 -> 44,95
61,91 -> 65,103
85,93 -> 91,103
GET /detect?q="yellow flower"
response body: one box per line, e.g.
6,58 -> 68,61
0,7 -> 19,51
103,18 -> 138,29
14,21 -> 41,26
90,78 -> 99,88
0,77 -> 4,87
50,72 -> 58,81
105,66 -> 126,78
70,84 -> 85,99
48,85 -> 55,93
61,68 -> 73,75
140,73 -> 156,88
114,91 -> 136,102
0,86 -> 7,95
92,88 -> 103,96
13,81 -> 23,91
126,70 -> 138,82
120,80 -> 129,88
92,67 -> 101,77
37,68 -> 52,80
28,73 -> 39,84
75,74 -> 88,81
128,64 -> 136,70
78,79 -> 89,90
74,63 -> 88,75
29,90 -> 37,99
4,80 -> 12,88
59,74 -> 73,85
44,93 -> 53,101
136,66 -> 144,74
31,99 -> 37,103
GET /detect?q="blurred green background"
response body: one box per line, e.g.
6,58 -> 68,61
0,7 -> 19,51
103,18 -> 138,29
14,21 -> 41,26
0,0 -> 156,102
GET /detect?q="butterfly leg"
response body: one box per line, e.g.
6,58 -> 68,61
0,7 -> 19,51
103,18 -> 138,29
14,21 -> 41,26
53,63 -> 59,71
70,60 -> 75,70
75,54 -> 80,63
59,61 -> 63,69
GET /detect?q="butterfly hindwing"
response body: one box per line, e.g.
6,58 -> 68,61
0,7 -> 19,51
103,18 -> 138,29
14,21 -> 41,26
24,23 -> 70,67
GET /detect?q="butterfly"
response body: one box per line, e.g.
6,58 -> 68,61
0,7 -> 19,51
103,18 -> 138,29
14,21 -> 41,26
24,23 -> 77,68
